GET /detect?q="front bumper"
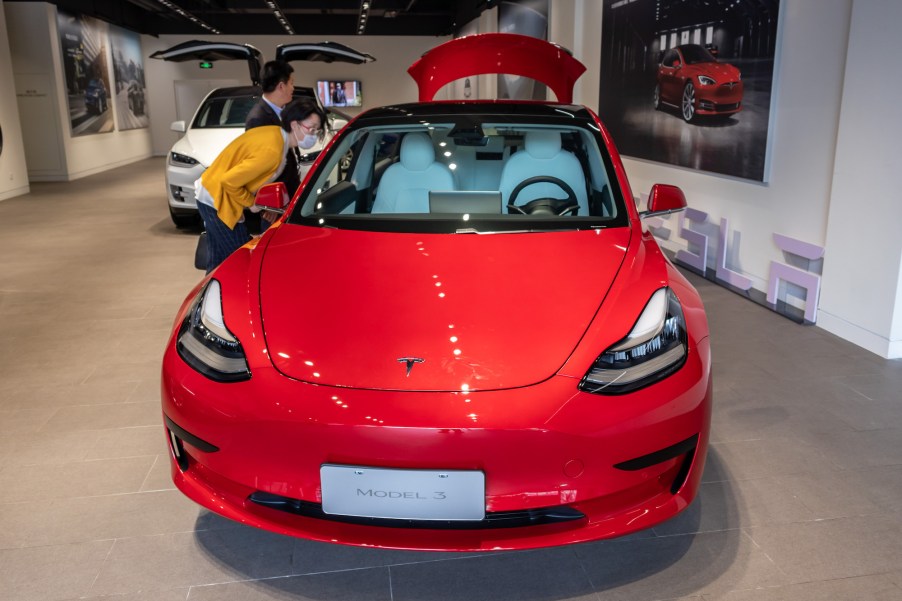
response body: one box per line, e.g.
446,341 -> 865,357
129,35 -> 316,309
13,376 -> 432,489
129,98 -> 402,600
166,159 -> 204,212
161,338 -> 711,551
696,81 -> 743,116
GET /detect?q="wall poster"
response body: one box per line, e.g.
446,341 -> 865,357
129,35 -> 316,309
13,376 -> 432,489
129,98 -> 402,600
497,0 -> 549,100
57,9 -> 114,136
598,0 -> 780,181
109,25 -> 148,131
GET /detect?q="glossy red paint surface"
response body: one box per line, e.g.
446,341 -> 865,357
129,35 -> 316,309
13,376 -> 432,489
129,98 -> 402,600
261,227 -> 630,390
408,33 -> 586,103
161,220 -> 712,550
647,184 -> 688,214
161,33 -> 713,551
162,251 -> 710,550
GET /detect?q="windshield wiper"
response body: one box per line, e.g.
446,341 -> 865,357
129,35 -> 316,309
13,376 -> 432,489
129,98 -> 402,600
454,227 -> 576,235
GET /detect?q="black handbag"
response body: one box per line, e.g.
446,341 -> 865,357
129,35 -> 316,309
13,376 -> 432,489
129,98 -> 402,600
194,231 -> 208,270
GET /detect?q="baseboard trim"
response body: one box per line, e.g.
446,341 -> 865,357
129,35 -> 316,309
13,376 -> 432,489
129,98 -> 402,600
816,311 -> 900,359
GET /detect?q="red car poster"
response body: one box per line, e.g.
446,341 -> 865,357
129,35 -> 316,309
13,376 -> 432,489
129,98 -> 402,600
598,0 -> 780,181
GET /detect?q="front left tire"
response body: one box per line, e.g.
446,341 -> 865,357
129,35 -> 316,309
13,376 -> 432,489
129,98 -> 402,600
681,82 -> 696,122
170,206 -> 200,229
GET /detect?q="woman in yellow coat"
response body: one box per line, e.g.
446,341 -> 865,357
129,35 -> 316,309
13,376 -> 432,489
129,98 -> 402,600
195,98 -> 324,272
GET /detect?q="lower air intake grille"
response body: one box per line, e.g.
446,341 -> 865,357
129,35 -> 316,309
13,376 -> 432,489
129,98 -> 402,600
248,491 -> 585,530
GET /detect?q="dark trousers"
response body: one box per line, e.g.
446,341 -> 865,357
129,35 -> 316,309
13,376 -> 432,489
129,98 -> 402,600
197,202 -> 251,274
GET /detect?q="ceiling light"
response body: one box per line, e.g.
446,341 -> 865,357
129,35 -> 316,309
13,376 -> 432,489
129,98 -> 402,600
356,0 -> 369,34
155,0 -> 220,34
265,0 -> 294,34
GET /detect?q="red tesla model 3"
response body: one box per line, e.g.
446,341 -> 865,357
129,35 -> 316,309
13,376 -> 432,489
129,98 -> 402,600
161,33 -> 713,551
655,44 -> 743,122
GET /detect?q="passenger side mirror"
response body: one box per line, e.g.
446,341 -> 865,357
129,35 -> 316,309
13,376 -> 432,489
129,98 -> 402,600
255,182 -> 289,213
640,184 -> 687,217
170,120 -> 186,133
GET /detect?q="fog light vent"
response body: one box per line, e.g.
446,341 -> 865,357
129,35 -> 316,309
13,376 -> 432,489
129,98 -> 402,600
163,415 -> 219,472
167,428 -> 189,472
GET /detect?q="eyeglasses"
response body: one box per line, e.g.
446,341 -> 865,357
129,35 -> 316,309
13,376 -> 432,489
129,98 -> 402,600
299,121 -> 322,136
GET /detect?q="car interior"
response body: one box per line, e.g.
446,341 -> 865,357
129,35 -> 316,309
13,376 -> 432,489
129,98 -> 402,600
299,123 -> 618,220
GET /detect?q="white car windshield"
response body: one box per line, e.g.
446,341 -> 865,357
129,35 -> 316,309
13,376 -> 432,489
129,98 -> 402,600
192,95 -> 259,129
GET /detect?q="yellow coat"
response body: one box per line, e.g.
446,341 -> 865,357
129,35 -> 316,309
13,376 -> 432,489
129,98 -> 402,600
200,125 -> 287,229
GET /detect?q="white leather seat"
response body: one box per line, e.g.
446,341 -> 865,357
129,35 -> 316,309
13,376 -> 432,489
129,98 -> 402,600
371,133 -> 455,213
498,131 -> 589,215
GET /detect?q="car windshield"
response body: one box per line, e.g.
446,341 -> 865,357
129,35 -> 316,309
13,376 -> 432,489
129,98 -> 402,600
192,95 -> 259,129
680,45 -> 717,64
191,88 -> 340,130
289,114 -> 628,234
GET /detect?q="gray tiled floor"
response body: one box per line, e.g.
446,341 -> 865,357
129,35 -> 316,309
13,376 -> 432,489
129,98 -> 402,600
1,158 -> 901,600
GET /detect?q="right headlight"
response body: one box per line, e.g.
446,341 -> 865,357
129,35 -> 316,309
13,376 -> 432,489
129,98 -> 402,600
176,279 -> 250,383
579,287 -> 687,395
169,152 -> 199,167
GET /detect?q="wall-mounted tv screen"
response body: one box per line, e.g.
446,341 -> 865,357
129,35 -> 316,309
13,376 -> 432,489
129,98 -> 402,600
317,80 -> 362,107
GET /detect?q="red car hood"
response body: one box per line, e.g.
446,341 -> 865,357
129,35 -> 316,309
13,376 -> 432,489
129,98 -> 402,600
260,225 -> 631,391
700,62 -> 740,81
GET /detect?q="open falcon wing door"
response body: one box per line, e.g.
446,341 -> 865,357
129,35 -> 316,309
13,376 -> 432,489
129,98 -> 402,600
150,41 -> 263,86
407,33 -> 586,103
274,41 -> 375,65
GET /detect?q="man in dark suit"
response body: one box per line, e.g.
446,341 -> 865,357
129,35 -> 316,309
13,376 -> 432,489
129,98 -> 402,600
245,60 -> 300,209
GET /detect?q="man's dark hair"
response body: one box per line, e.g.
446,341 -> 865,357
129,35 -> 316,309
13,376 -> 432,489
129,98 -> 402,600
260,60 -> 294,93
281,98 -> 326,136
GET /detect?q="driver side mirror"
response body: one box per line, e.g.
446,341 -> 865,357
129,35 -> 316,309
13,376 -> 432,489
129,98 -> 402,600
640,184 -> 687,217
170,120 -> 186,133
255,182 -> 289,214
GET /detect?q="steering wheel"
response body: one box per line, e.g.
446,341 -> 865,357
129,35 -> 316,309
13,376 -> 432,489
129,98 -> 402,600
507,176 -> 580,216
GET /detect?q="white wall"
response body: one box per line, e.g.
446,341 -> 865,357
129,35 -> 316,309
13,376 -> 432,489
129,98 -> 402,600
0,0 -> 30,200
818,0 -> 902,358
5,2 -> 153,181
144,34 -> 450,157
548,0 -> 602,110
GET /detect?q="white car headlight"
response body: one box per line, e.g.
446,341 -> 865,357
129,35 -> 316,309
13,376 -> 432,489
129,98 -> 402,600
176,279 -> 250,382
169,152 -> 199,167
698,75 -> 716,86
580,288 -> 687,395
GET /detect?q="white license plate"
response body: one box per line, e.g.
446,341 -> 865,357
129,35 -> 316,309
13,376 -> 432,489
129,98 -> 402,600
320,465 -> 485,521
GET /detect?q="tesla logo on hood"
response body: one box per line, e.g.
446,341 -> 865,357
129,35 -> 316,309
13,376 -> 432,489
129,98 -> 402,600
397,357 -> 425,377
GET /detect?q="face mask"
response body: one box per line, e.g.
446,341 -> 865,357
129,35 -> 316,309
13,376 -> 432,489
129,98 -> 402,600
293,123 -> 318,151
297,133 -> 317,150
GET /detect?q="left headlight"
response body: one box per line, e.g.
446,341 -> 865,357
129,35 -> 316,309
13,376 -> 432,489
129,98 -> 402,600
579,287 -> 687,395
176,279 -> 250,382
698,75 -> 716,86
169,152 -> 199,167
